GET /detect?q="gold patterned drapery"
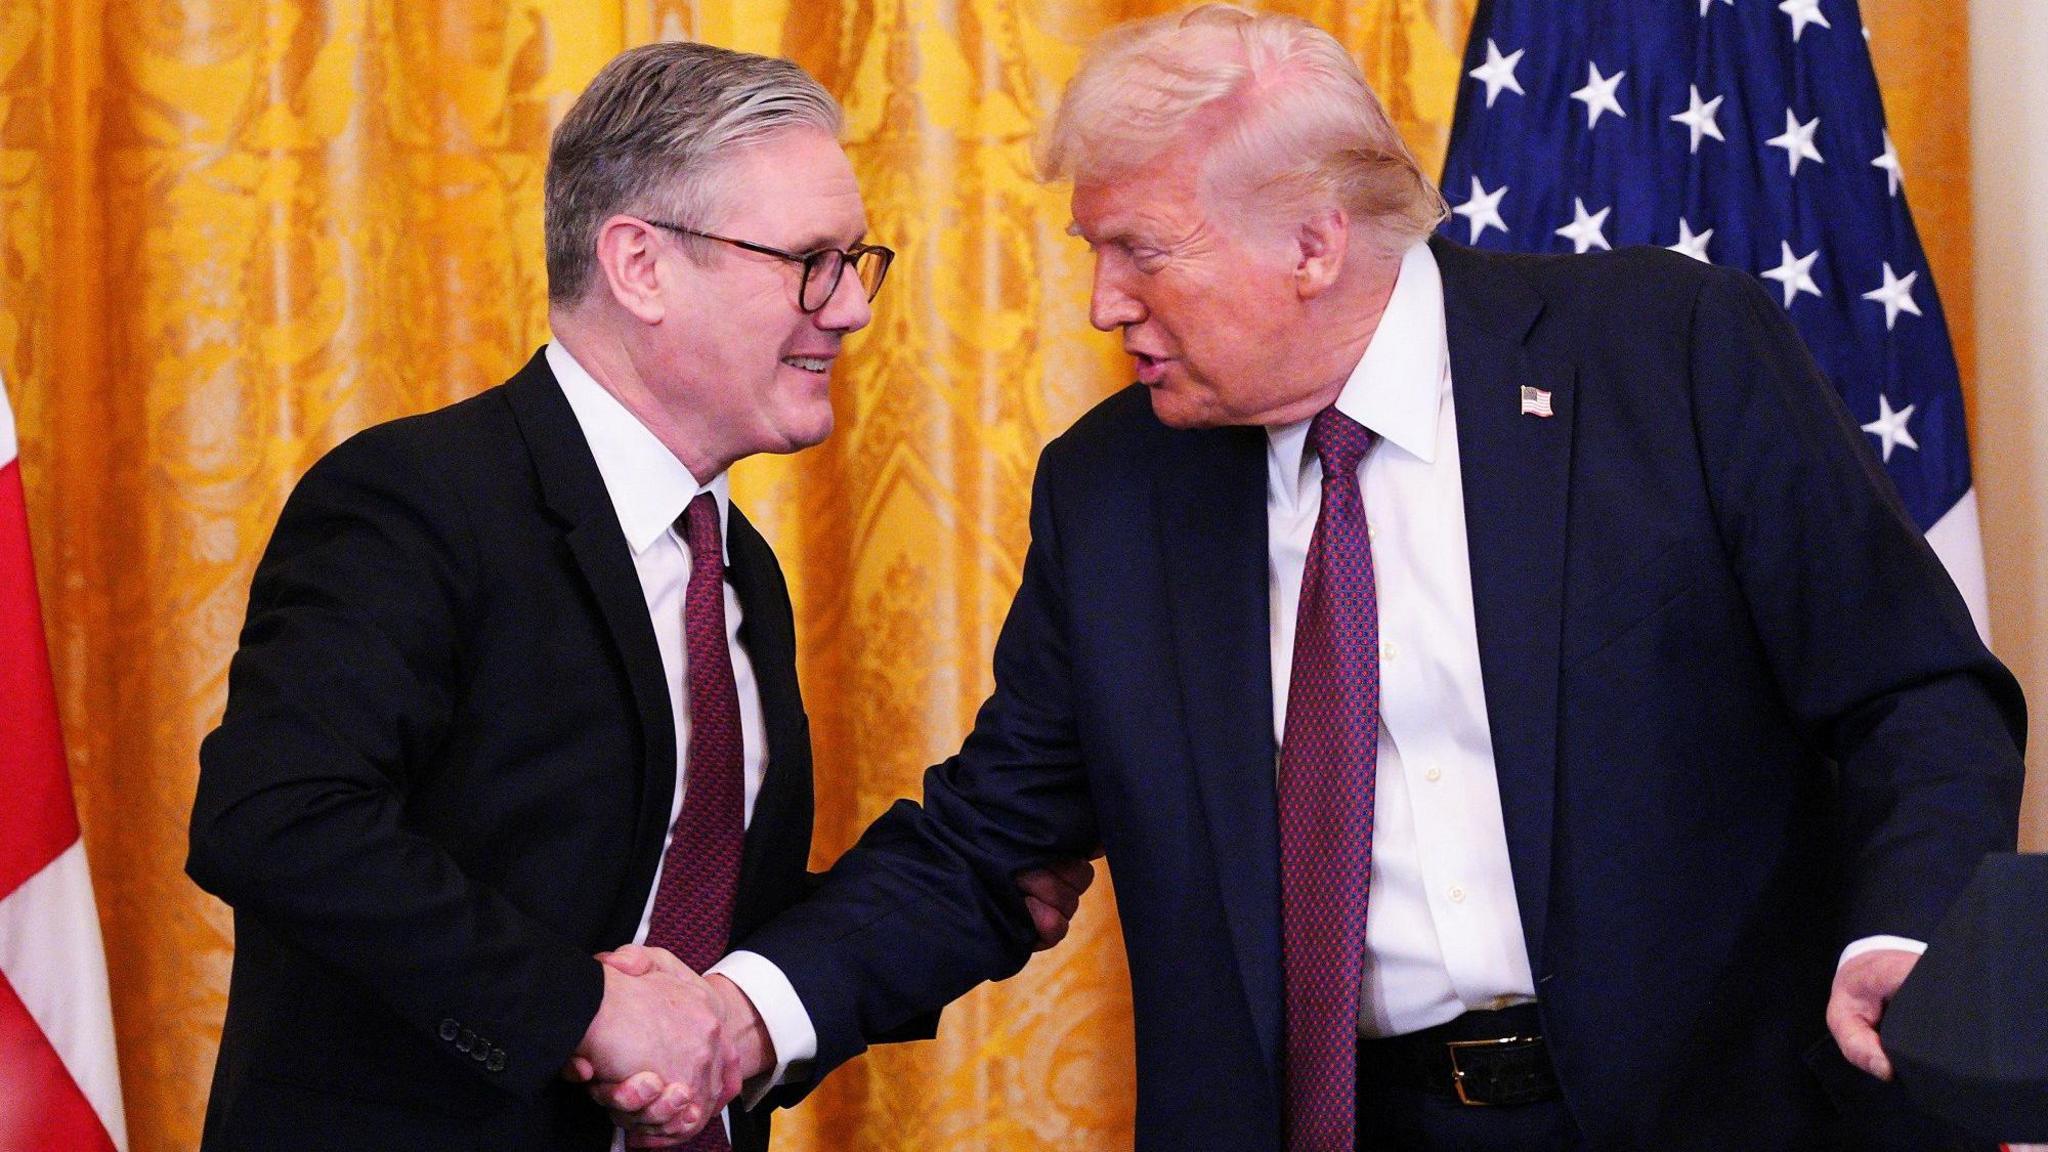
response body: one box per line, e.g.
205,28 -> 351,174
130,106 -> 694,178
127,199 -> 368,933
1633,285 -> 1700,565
0,2 -> 1972,1149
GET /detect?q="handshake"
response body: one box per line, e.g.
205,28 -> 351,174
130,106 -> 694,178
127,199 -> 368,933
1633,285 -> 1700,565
562,859 -> 1096,1147
564,944 -> 761,1148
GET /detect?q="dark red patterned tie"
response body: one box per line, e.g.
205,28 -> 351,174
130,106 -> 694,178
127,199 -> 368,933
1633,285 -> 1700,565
646,492 -> 742,1151
1279,407 -> 1380,1152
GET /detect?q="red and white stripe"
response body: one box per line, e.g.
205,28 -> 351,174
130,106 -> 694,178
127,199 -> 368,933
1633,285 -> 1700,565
0,378 -> 126,1152
1926,488 -> 1991,644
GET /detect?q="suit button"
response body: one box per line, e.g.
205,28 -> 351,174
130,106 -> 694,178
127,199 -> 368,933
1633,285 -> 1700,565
472,1042 -> 490,1062
487,1049 -> 507,1073
458,1029 -> 476,1053
439,1019 -> 459,1042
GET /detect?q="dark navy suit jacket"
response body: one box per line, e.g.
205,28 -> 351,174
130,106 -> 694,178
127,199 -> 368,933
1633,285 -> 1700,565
741,239 -> 2025,1150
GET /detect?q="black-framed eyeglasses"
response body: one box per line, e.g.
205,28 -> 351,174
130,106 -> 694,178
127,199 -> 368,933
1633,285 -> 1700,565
643,219 -> 894,314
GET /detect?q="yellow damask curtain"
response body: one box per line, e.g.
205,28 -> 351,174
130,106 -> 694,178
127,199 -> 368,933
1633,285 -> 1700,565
0,2 -> 1969,1150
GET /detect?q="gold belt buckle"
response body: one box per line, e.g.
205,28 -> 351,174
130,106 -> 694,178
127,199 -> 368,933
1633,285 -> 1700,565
1445,1035 -> 1541,1107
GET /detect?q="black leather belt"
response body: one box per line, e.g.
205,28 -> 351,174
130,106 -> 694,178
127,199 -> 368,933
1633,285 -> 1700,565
1357,1005 -> 1561,1107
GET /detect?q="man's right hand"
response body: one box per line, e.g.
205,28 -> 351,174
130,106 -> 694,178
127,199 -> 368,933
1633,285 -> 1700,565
566,956 -> 743,1142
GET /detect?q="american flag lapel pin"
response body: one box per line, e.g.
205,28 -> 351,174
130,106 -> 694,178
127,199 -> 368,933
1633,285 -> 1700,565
1520,385 -> 1554,418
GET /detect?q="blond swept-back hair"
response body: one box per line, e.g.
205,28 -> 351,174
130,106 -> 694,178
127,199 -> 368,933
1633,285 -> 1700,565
545,42 -> 842,304
1037,4 -> 1446,253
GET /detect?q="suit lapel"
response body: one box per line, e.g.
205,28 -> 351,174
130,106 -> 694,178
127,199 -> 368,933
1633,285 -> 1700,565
723,506 -> 811,942
1434,238 -> 1574,970
1157,424 -> 1285,1079
502,352 -> 680,943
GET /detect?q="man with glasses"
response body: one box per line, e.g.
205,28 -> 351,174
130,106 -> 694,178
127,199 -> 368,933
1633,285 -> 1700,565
188,42 -> 1073,1152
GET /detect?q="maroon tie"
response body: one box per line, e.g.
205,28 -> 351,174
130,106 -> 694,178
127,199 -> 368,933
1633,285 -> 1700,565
1279,408 -> 1380,1152
645,492 -> 743,1151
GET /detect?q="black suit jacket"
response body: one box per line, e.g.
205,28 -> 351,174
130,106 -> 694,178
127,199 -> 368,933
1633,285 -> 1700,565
739,239 -> 2026,1150
189,350 -> 815,1152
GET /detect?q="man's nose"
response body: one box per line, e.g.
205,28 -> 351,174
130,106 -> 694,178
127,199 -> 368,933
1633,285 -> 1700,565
1088,261 -> 1143,332
815,260 -> 873,332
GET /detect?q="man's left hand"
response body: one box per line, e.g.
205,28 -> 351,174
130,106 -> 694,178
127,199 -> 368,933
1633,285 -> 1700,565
1016,857 -> 1097,952
1826,947 -> 1919,1081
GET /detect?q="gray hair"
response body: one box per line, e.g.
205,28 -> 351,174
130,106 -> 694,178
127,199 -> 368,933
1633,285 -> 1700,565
1037,4 -> 1446,254
545,42 -> 842,304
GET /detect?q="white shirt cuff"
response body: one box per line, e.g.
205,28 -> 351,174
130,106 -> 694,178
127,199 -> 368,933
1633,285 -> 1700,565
706,949 -> 818,1107
1837,934 -> 1926,969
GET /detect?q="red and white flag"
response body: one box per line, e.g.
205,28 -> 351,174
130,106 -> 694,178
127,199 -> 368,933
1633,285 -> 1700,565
0,375 -> 126,1151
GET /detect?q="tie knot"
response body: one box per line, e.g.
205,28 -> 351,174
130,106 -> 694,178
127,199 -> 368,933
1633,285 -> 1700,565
680,491 -> 723,569
1307,407 -> 1375,480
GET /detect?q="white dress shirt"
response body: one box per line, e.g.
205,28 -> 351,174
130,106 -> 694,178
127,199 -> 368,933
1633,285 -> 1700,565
547,342 -> 815,1139
1267,243 -> 1538,1038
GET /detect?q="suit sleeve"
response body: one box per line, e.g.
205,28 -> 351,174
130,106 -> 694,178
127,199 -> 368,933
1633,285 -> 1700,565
186,428 -> 603,1096
1686,265 -> 2026,944
738,449 -> 1103,1093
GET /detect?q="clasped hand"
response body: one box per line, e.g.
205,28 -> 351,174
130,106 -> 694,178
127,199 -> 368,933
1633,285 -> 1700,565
565,857 -> 1099,1146
564,947 -> 767,1147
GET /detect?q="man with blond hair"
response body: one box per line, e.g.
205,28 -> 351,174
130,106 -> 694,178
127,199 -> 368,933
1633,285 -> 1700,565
617,6 -> 2022,1150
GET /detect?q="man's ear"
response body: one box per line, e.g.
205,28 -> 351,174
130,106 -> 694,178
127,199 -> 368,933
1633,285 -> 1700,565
1295,206 -> 1350,300
593,216 -> 671,324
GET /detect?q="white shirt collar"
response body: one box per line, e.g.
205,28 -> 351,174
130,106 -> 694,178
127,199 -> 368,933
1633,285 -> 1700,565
546,341 -> 730,561
1268,240 -> 1449,498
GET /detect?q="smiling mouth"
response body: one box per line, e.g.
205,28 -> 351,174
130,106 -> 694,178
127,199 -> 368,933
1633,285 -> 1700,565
782,356 -> 832,375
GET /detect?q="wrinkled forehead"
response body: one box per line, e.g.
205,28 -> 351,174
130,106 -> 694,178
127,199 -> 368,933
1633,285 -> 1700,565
1067,136 -> 1233,236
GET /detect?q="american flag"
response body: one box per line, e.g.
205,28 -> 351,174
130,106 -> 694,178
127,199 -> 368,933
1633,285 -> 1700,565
1439,0 -> 1988,638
